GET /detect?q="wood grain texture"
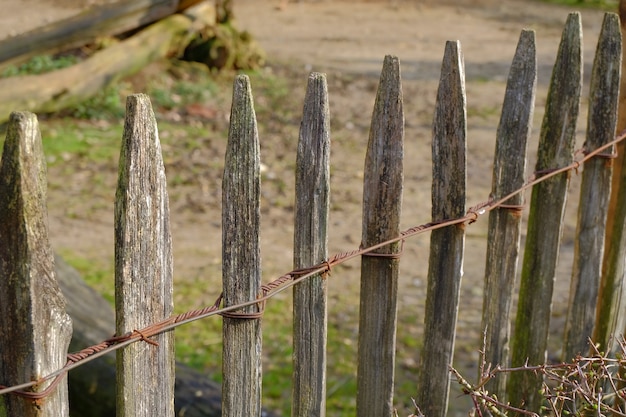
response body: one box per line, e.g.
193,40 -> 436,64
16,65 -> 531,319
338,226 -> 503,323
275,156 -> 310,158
221,74 -> 262,417
481,29 -> 536,401
416,41 -> 466,417
114,94 -> 175,417
509,12 -> 582,413
0,112 -> 72,416
594,11 -> 626,357
356,55 -> 404,417
566,13 -> 619,360
292,72 -> 331,417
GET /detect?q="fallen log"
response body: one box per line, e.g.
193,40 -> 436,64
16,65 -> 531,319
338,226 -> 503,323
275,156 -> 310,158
0,2 -> 215,125
0,0 -> 206,69
55,254 -> 278,417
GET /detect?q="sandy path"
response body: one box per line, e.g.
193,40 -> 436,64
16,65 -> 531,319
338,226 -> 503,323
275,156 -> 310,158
234,0 -> 605,83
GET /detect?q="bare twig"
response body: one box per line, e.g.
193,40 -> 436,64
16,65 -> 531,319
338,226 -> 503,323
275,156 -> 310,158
450,338 -> 626,417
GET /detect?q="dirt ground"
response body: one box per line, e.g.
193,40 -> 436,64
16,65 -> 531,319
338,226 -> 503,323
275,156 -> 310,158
0,0 -> 616,415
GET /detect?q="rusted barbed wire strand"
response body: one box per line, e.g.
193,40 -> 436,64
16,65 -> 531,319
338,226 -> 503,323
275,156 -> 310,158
1,130 -> 625,400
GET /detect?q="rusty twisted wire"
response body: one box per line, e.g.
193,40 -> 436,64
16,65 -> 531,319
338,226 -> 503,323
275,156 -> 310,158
1,130 -> 625,400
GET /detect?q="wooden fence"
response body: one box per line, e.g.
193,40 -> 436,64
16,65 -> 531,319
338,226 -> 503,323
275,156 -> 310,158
0,10 -> 624,417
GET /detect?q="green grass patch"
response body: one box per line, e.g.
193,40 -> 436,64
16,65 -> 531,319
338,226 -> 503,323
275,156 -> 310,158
68,85 -> 127,120
1,54 -> 80,78
467,105 -> 499,120
59,251 -> 115,305
173,270 -> 223,374
243,68 -> 296,120
0,119 -> 123,171
39,120 -> 123,166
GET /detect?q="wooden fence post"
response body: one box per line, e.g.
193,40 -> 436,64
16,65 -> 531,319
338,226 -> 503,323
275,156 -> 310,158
600,0 -> 626,357
222,74 -> 262,417
0,112 -> 72,416
509,12 -> 582,413
416,41 -> 466,417
481,29 -> 536,401
292,72 -> 331,417
565,12 -> 620,361
595,12 -> 626,357
115,94 -> 175,416
356,55 -> 404,417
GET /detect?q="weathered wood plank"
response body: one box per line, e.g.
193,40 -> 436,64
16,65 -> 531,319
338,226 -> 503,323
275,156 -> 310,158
356,55 -> 404,417
0,0 -> 207,68
0,112 -> 72,416
596,6 -> 626,357
481,29 -> 536,401
0,2 -> 215,124
509,12 -> 582,413
565,12 -> 620,361
292,72 -> 331,417
416,41 -> 466,417
115,94 -> 175,416
221,74 -> 262,417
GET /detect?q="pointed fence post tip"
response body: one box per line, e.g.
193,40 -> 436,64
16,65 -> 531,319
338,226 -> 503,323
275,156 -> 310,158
0,111 -> 73,417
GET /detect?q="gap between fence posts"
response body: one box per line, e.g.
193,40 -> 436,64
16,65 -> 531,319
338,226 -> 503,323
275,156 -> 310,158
292,72 -> 331,417
509,12 -> 582,414
480,29 -> 536,402
0,111 -> 73,417
356,55 -> 404,417
114,94 -> 175,416
565,12 -> 620,362
416,40 -> 467,417
221,74 -> 262,417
